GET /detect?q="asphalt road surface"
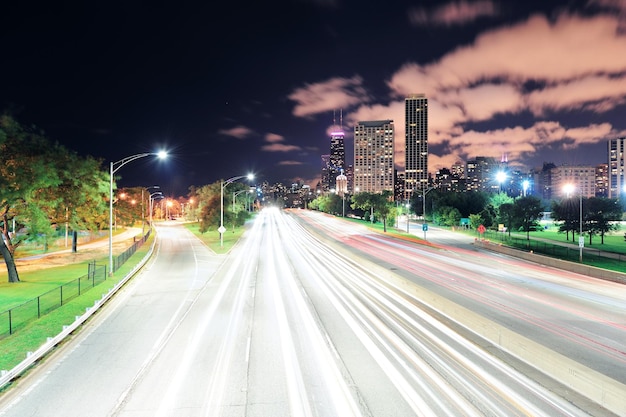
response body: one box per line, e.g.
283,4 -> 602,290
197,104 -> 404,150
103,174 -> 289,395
0,209 -> 622,416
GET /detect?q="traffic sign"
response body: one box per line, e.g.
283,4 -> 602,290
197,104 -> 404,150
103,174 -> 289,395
218,226 -> 226,234
579,236 -> 585,248
477,224 -> 486,234
422,223 -> 428,232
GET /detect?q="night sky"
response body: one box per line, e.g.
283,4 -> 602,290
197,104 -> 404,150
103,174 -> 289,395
3,0 -> 626,197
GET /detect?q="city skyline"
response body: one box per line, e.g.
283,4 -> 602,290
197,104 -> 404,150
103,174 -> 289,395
2,1 -> 626,196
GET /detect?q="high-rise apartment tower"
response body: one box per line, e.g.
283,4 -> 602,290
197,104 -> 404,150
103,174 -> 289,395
608,137 -> 626,198
353,120 -> 395,193
405,94 -> 428,200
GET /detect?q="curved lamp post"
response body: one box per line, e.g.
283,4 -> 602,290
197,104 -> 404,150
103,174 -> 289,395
233,189 -> 253,213
220,174 -> 254,247
109,151 -> 167,275
149,191 -> 163,227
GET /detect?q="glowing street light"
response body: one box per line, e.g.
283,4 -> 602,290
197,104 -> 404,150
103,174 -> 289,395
109,151 -> 167,275
220,174 -> 254,247
563,183 -> 583,263
522,180 -> 530,197
496,171 -> 507,193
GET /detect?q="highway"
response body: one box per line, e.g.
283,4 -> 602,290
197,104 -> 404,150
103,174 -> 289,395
0,208 -> 622,416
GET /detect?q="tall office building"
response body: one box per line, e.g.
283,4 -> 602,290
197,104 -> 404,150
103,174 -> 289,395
320,154 -> 331,192
608,137 -> 626,198
353,120 -> 395,193
329,129 -> 345,190
405,94 -> 428,200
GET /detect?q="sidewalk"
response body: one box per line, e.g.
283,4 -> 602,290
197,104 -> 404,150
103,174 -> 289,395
13,228 -> 144,272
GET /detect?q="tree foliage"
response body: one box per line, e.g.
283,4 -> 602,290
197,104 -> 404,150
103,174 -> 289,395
586,197 -> 622,244
352,191 -> 393,231
195,181 -> 252,234
512,196 -> 544,239
0,114 -> 109,283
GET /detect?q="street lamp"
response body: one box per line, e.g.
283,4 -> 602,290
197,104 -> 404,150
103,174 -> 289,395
233,189 -> 253,212
141,185 -> 160,234
563,183 -> 583,262
109,151 -> 167,275
522,180 -> 530,197
421,186 -> 435,224
496,171 -> 507,193
149,191 -> 163,227
221,174 -> 254,247
406,203 -> 410,233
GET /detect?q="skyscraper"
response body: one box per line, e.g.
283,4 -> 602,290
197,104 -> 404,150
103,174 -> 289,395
608,137 -> 626,198
405,94 -> 428,200
329,129 -> 345,190
353,120 -> 395,193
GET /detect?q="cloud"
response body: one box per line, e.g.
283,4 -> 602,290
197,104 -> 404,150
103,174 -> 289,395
390,14 -> 626,96
289,10 -> 626,176
588,0 -> 626,14
261,143 -> 302,152
430,122 -> 619,171
526,75 -> 626,115
288,76 -> 369,118
265,133 -> 285,143
382,12 -> 626,170
408,0 -> 498,27
278,160 -> 304,166
217,125 -> 254,139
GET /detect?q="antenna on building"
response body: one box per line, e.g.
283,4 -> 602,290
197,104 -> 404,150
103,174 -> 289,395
340,109 -> 343,131
333,109 -> 336,128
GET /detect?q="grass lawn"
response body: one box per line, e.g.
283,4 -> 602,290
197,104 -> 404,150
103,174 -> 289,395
184,220 -> 250,254
0,234 -> 154,374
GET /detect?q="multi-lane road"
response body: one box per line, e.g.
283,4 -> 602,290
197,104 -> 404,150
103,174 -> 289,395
0,208 -> 624,416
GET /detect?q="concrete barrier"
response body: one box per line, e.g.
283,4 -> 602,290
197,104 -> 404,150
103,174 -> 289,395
474,239 -> 626,284
316,229 -> 626,416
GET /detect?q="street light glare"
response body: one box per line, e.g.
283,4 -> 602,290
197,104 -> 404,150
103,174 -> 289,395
247,173 -> 254,181
156,151 -> 168,159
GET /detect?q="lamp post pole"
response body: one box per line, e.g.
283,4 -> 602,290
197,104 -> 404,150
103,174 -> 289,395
220,174 -> 254,247
142,185 -> 160,235
406,203 -> 410,233
422,186 -> 435,225
579,192 -> 583,263
109,152 -> 166,275
149,192 -> 163,228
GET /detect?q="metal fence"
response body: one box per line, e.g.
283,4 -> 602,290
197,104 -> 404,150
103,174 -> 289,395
482,230 -> 626,271
0,261 -> 107,338
0,229 -> 152,339
111,229 -> 151,273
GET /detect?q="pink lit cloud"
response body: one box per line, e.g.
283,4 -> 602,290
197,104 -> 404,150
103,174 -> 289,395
288,76 -> 369,118
217,125 -> 254,139
265,133 -> 285,143
278,160 -> 304,166
408,0 -> 499,27
289,9 -> 626,175
261,143 -> 302,152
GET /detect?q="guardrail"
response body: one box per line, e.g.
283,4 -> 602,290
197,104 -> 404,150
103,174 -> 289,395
0,229 -> 151,339
0,232 -> 157,390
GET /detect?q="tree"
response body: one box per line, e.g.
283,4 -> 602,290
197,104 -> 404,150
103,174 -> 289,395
551,199 -> 573,241
498,203 -> 515,237
196,182 -> 223,234
0,114 -> 109,283
512,196 -> 544,240
352,191 -> 393,231
435,206 -> 462,227
552,197 -> 583,242
490,192 -> 514,212
586,197 -> 621,244
469,213 -> 483,230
